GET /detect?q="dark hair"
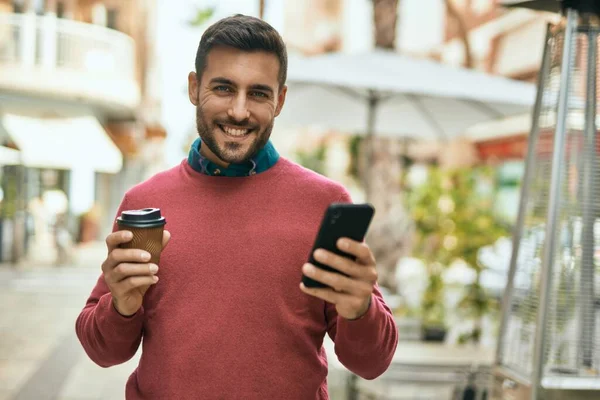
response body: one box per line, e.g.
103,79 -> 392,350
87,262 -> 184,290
195,14 -> 288,90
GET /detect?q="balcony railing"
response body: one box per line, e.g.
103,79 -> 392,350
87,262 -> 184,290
0,12 -> 140,111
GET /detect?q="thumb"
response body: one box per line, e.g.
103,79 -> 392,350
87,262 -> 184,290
162,230 -> 171,249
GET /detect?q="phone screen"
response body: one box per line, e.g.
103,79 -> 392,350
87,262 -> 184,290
302,203 -> 374,289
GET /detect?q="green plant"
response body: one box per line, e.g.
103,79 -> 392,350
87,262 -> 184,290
187,6 -> 215,27
457,282 -> 497,343
404,166 -> 510,341
1,166 -> 19,218
295,143 -> 328,176
421,267 -> 446,328
346,135 -> 363,180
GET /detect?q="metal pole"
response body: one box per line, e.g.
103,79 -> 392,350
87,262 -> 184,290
365,92 -> 378,202
579,24 -> 597,369
531,9 -> 578,400
495,23 -> 553,366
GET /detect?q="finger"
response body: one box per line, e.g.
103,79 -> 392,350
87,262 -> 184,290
103,248 -> 152,273
162,230 -> 171,249
106,230 -> 133,254
299,282 -> 352,304
313,249 -> 378,283
114,275 -> 159,296
109,263 -> 159,283
302,263 -> 373,296
337,238 -> 375,265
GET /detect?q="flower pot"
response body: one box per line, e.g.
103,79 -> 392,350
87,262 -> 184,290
422,326 -> 447,342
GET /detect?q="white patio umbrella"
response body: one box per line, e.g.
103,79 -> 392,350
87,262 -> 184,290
278,49 -> 537,198
0,145 -> 20,166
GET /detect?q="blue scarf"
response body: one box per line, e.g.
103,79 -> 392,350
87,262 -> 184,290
187,137 -> 280,177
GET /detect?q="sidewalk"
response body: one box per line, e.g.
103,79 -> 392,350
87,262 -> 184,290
10,241 -> 108,272
0,241 -> 351,400
0,241 -> 139,400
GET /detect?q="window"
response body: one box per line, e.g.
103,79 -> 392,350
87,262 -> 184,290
57,1 -> 65,18
11,0 -> 46,14
12,0 -> 24,13
107,8 -> 118,30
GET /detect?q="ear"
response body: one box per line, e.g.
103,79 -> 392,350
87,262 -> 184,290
188,72 -> 199,106
274,85 -> 287,117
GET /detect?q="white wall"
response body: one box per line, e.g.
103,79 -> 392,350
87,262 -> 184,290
494,18 -> 546,77
341,0 -> 373,53
69,167 -> 95,215
341,0 -> 445,55
397,0 -> 445,55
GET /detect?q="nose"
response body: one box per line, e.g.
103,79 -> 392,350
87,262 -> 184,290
227,93 -> 250,122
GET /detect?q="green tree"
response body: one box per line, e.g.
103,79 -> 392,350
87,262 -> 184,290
187,6 -> 215,27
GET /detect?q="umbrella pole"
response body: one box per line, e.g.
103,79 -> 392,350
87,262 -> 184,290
365,94 -> 378,202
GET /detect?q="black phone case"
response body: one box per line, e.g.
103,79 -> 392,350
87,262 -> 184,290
302,203 -> 375,289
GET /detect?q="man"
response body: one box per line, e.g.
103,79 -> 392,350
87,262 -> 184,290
76,14 -> 398,399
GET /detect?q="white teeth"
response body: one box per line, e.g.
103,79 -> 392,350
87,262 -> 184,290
222,126 -> 249,136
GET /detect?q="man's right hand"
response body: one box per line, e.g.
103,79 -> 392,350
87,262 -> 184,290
102,230 -> 171,317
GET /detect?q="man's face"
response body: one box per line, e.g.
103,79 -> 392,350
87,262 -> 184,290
188,46 -> 287,166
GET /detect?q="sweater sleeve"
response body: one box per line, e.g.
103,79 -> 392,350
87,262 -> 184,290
74,195 -> 144,368
325,188 -> 399,379
326,286 -> 398,379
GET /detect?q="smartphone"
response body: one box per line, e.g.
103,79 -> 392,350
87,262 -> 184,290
302,203 -> 375,289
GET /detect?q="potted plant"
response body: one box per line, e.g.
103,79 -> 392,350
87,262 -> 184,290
421,269 -> 448,341
403,165 -> 510,344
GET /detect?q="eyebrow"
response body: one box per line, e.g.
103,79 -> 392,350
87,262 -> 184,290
209,77 -> 274,95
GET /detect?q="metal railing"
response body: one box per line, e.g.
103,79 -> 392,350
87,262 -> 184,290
0,11 -> 136,88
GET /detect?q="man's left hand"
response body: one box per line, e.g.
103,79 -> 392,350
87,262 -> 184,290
300,238 -> 378,320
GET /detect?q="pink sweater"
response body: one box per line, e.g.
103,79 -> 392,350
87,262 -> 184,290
75,157 -> 398,399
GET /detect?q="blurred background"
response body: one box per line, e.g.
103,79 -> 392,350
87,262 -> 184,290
0,0 -> 561,399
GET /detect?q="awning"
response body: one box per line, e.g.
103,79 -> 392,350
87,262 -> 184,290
0,145 -> 20,165
1,114 -> 122,173
465,113 -> 532,142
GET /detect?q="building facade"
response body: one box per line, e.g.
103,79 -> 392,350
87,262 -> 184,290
0,0 -> 166,264
437,0 -> 555,160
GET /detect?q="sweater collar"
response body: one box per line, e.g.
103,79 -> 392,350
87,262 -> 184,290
187,137 -> 280,177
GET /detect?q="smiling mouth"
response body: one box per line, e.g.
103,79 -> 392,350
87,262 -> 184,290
218,124 -> 254,138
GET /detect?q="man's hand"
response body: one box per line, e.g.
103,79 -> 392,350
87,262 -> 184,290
102,230 -> 171,317
300,238 -> 377,320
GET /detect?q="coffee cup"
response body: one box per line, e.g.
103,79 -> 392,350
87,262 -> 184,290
116,208 -> 166,264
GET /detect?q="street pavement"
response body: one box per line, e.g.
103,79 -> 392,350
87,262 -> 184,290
0,243 -> 142,400
0,242 -> 350,400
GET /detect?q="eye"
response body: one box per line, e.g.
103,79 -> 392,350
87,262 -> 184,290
214,86 -> 232,92
250,91 -> 268,98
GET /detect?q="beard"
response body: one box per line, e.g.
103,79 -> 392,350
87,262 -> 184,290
195,105 -> 273,165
